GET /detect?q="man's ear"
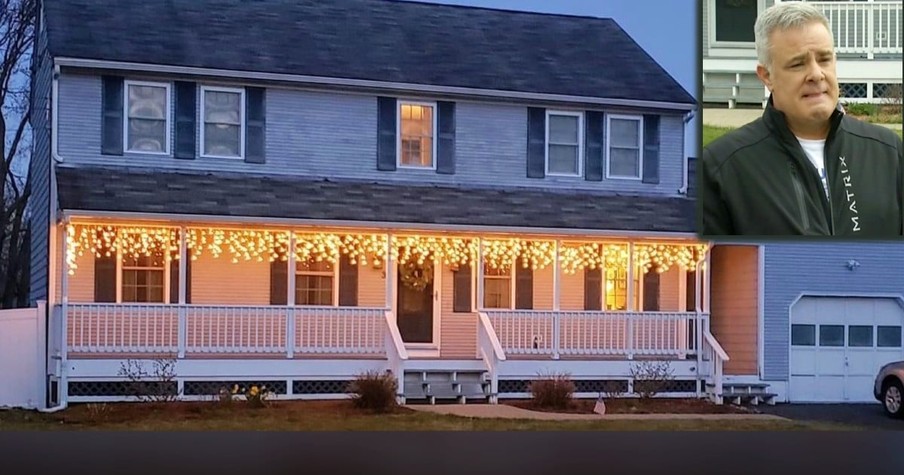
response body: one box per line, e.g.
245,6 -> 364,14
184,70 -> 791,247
756,64 -> 773,92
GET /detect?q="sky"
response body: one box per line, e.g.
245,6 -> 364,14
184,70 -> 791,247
413,0 -> 700,159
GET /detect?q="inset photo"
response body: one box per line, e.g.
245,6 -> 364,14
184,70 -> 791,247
699,0 -> 903,238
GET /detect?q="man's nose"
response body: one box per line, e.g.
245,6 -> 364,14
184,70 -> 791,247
804,57 -> 825,82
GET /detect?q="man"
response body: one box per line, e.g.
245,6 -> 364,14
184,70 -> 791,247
699,2 -> 904,237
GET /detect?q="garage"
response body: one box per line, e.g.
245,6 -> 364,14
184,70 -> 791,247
789,296 -> 904,403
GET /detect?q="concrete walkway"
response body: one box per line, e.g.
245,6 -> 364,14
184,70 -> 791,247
407,404 -> 789,421
702,107 -> 903,130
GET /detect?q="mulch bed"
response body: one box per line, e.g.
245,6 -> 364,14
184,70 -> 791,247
504,398 -> 757,415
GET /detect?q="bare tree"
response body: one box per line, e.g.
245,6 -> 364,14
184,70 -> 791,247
1,0 -> 36,308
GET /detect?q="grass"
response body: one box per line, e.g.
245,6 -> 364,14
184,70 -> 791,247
0,400 -> 869,431
703,124 -> 902,148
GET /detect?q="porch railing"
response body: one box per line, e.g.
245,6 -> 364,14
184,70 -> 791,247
484,310 -> 706,359
806,1 -> 902,56
702,329 -> 730,405
477,312 -> 506,403
65,303 -> 388,357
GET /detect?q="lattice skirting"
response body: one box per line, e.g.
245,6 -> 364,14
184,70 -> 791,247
498,379 -> 700,396
67,379 -> 354,400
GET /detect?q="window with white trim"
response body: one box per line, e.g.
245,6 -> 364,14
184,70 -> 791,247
296,258 -> 336,306
201,86 -> 245,159
604,266 -> 641,311
711,0 -> 762,45
546,111 -> 583,176
606,115 -> 643,180
398,101 -> 436,168
483,263 -> 513,309
125,80 -> 170,154
121,254 -> 166,303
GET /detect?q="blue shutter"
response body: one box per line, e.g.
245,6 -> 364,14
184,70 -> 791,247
101,76 -> 123,155
584,111 -> 603,181
642,115 -> 660,184
436,101 -> 456,174
174,81 -> 196,159
526,107 -> 546,178
377,97 -> 397,171
245,87 -> 266,163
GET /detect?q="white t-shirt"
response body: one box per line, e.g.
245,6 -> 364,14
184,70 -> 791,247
796,137 -> 829,199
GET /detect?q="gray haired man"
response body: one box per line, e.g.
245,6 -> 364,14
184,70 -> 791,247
699,2 -> 903,237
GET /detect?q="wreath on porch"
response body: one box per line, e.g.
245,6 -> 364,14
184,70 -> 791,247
399,259 -> 434,292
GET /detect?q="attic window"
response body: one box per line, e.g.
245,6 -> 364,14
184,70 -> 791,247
398,101 -> 436,169
201,85 -> 245,159
125,81 -> 170,154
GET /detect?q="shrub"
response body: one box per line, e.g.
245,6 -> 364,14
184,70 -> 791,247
528,371 -> 575,409
630,361 -> 675,399
843,102 -> 877,117
348,370 -> 398,413
243,385 -> 271,408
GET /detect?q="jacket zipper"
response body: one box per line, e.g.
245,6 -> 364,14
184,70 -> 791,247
790,166 -> 810,231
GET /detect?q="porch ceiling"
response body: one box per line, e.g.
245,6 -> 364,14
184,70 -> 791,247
55,165 -> 696,233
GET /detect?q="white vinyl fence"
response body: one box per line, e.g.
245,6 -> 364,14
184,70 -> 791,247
0,301 -> 46,409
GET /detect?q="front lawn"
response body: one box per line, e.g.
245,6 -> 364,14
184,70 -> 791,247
0,400 -> 868,431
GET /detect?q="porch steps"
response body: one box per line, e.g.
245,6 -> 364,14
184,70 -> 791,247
707,382 -> 777,406
402,369 -> 492,405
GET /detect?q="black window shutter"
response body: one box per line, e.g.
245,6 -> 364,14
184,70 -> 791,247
101,76 -> 124,155
169,254 -> 192,304
94,254 -> 117,302
526,107 -> 546,178
584,268 -> 602,310
377,96 -> 397,171
338,254 -> 358,307
686,270 -> 696,312
270,258 -> 288,305
642,115 -> 660,184
245,87 -> 266,163
515,264 -> 533,310
436,101 -> 456,174
584,111 -> 603,181
173,81 -> 196,159
452,263 -> 472,313
642,271 -> 660,311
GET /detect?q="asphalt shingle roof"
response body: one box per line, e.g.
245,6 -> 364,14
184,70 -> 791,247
55,166 -> 697,233
43,0 -> 695,105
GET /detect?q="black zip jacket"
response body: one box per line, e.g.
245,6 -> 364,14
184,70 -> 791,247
699,98 -> 904,238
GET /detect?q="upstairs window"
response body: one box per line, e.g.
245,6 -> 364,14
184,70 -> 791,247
398,101 -> 436,168
125,81 -> 170,154
546,111 -> 583,176
713,0 -> 759,44
606,115 -> 644,180
201,86 -> 245,159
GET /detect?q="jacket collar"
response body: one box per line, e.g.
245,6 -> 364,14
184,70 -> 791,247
762,94 -> 845,144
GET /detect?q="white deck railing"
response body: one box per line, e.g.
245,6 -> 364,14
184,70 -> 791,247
477,312 -> 506,402
484,310 -> 706,359
65,303 -> 388,357
807,1 -> 902,56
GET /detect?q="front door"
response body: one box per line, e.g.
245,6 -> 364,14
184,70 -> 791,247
396,259 -> 436,344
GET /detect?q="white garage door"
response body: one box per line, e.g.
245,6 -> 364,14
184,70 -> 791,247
789,296 -> 904,403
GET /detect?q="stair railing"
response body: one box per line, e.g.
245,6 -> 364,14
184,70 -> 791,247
477,311 -> 506,403
384,310 -> 409,403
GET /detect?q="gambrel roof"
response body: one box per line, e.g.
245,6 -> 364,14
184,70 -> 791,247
44,0 -> 695,105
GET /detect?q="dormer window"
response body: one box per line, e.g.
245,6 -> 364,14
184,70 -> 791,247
398,101 -> 436,169
124,80 -> 170,154
201,85 -> 245,159
545,110 -> 583,177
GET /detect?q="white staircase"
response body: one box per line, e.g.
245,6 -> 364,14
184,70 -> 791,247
402,369 -> 494,404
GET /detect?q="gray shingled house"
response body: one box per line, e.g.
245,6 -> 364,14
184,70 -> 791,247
27,0 -> 757,408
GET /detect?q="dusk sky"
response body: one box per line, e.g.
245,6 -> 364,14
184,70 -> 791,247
413,0 -> 700,159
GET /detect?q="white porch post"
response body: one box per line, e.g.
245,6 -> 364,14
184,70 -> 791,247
60,222 -> 70,407
695,252 -> 705,397
626,242 -> 635,360
385,233 -> 393,310
476,238 -> 484,311
552,240 -> 560,360
287,232 -> 296,359
177,226 -> 187,358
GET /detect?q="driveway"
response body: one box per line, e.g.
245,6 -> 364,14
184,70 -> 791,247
755,403 -> 904,430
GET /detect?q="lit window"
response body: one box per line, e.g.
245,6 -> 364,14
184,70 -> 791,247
604,267 -> 640,311
399,102 -> 435,168
483,264 -> 512,309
